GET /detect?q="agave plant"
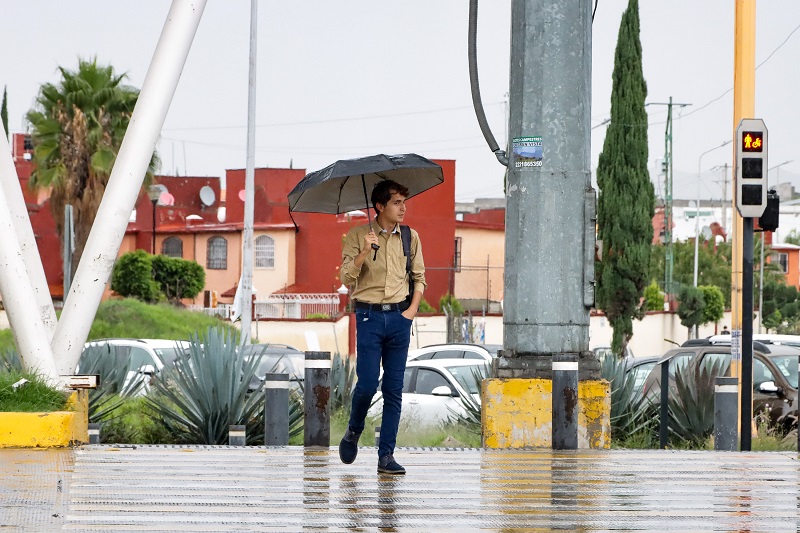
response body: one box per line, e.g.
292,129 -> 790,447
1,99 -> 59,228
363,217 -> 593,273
447,363 -> 489,435
330,352 -> 356,412
145,327 -> 265,444
668,356 -> 728,445
248,388 -> 305,444
77,343 -> 146,421
600,355 -> 656,442
0,349 -> 23,372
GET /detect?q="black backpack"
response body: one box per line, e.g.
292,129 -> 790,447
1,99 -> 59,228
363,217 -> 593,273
400,225 -> 415,308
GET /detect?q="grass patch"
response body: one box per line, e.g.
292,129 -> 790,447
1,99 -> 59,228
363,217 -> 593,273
0,371 -> 69,412
0,298 -> 236,354
98,396 -> 178,444
87,298 -> 236,340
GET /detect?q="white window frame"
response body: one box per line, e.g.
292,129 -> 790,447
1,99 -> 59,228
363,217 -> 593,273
207,236 -> 228,270
255,235 -> 275,269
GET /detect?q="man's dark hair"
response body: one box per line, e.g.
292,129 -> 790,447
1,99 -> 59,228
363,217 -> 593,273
371,180 -> 409,208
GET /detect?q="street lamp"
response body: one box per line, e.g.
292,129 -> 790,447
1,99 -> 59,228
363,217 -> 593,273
694,140 -> 732,288
147,185 -> 162,254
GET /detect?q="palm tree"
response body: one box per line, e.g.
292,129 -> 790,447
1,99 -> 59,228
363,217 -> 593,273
26,58 -> 159,278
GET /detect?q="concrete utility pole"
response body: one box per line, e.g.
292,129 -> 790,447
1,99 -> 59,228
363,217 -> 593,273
240,0 -> 258,343
498,0 -> 593,371
483,0 -> 608,450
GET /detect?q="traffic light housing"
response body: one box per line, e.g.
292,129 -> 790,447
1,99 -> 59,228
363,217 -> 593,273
736,118 -> 768,218
757,189 -> 780,232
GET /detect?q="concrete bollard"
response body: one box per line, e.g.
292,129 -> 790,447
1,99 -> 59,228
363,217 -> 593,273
304,351 -> 331,447
659,359 -> 670,449
88,423 -> 101,444
374,426 -> 381,448
264,373 -> 290,446
229,425 -> 246,446
552,354 -> 578,450
714,377 -> 739,451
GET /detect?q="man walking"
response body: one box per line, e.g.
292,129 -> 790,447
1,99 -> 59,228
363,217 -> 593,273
338,179 -> 426,474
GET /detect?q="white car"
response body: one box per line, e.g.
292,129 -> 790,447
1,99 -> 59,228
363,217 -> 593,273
80,338 -> 191,393
407,343 -> 500,363
368,359 -> 490,427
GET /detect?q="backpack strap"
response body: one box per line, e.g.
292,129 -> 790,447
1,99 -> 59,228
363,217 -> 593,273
400,225 -> 412,274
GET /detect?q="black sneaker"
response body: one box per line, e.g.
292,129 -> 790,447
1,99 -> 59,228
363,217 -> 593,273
377,454 -> 406,475
338,428 -> 360,464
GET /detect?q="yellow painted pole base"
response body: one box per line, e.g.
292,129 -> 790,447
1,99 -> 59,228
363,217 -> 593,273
482,378 -> 610,449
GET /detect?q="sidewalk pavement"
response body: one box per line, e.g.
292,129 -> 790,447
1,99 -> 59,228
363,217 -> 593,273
2,445 -> 798,532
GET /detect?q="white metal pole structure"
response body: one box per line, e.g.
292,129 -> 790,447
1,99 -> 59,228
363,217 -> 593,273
0,125 -> 61,385
0,124 -> 58,340
52,0 -> 208,375
240,0 -> 258,344
694,140 -> 732,288
759,160 -> 792,332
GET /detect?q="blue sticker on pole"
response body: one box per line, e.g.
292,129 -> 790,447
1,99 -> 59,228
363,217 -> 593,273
512,136 -> 543,169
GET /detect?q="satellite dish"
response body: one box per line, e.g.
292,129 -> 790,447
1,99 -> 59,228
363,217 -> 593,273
238,189 -> 247,202
701,226 -> 713,240
160,192 -> 175,206
199,185 -> 216,206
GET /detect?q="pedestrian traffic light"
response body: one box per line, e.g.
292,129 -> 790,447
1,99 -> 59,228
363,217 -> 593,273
736,118 -> 768,218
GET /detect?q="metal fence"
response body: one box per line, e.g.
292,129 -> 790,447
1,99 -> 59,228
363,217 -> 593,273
254,293 -> 340,319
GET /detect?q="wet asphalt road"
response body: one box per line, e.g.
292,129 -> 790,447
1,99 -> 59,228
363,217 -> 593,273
1,445 -> 798,532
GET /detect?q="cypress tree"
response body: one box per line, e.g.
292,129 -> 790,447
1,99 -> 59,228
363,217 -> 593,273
596,0 -> 655,356
1,86 -> 7,139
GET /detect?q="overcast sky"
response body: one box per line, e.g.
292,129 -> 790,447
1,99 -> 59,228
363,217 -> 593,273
1,1 -> 798,204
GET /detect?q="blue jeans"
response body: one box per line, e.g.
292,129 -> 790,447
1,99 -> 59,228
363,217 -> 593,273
348,307 -> 412,458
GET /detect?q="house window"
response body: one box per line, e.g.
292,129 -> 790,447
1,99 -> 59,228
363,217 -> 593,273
162,237 -> 183,258
454,237 -> 462,273
23,135 -> 33,151
207,236 -> 227,270
777,253 -> 789,274
255,235 -> 275,269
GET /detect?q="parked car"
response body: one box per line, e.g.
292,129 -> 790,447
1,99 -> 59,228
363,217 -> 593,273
241,343 -> 305,391
407,343 -> 499,362
641,340 -> 798,427
624,356 -> 660,397
592,345 -> 634,360
368,359 -> 490,427
698,335 -> 799,390
79,338 -> 192,393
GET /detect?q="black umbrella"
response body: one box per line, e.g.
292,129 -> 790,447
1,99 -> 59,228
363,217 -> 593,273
288,153 -> 444,216
288,153 -> 444,256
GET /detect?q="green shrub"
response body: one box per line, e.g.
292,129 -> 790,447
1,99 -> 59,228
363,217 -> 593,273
643,280 -> 664,311
111,250 -> 162,303
418,299 -> 436,313
152,255 -> 206,303
439,292 -> 463,315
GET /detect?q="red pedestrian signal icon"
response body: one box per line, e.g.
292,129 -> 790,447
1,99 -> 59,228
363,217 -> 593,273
742,131 -> 764,152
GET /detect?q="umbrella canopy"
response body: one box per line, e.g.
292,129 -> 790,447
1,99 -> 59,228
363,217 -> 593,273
288,153 -> 444,214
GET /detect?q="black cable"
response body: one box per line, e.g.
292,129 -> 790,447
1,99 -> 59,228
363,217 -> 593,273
468,0 -> 508,167
592,0 -> 599,23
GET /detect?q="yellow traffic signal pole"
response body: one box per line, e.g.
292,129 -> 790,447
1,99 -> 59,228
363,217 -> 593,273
732,0 -> 756,446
